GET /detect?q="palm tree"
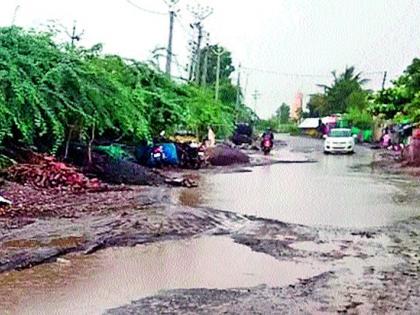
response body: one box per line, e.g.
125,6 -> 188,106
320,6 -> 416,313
316,66 -> 370,114
318,66 -> 369,93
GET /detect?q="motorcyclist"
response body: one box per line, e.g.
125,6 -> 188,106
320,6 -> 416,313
261,128 -> 274,148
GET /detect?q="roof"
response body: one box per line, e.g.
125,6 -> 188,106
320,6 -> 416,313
330,128 -> 351,131
298,118 -> 320,129
321,116 -> 337,124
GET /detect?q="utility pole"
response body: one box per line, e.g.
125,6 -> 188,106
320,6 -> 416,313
195,23 -> 204,84
65,21 -> 84,48
188,39 -> 196,81
201,41 -> 210,86
164,0 -> 179,76
382,71 -> 387,90
252,89 -> 261,114
213,46 -> 226,101
187,4 -> 213,83
11,4 -> 20,26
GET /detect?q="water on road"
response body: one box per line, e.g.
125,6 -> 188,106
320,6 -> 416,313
196,135 -> 420,227
0,237 -> 327,315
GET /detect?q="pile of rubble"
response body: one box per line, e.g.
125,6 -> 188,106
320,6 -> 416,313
4,154 -> 102,192
207,145 -> 250,166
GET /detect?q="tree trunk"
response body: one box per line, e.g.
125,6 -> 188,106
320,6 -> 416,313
87,124 -> 95,165
64,126 -> 74,160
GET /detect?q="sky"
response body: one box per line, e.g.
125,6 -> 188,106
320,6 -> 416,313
1,0 -> 420,118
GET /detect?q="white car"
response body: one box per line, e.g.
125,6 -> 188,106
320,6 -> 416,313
323,128 -> 355,154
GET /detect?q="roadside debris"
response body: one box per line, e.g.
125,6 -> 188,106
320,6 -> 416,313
164,177 -> 198,188
56,258 -> 71,265
207,145 -> 250,166
0,195 -> 12,206
4,154 -> 102,192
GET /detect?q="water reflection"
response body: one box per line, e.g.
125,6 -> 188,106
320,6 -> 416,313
0,237 -> 327,315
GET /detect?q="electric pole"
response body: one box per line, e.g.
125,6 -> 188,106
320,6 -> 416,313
11,4 -> 20,26
164,0 -> 179,76
213,46 -> 226,101
187,4 -> 213,83
382,71 -> 387,90
252,89 -> 261,114
187,39 -> 196,81
65,21 -> 84,48
195,23 -> 204,84
201,40 -> 210,86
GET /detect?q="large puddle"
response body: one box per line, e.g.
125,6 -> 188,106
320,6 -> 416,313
0,236 -> 327,314
193,136 -> 420,228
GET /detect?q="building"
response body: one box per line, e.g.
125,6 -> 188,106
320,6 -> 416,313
290,92 -> 303,120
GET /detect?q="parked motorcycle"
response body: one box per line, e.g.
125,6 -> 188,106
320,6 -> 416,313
177,142 -> 203,169
150,145 -> 165,167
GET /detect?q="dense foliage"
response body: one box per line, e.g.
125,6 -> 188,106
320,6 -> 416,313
370,58 -> 420,123
0,27 -> 250,153
197,44 -> 235,86
307,66 -> 370,116
305,66 -> 373,129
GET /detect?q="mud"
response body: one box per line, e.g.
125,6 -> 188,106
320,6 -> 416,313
0,186 -> 245,273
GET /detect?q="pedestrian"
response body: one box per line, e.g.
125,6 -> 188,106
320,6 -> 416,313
208,126 -> 216,147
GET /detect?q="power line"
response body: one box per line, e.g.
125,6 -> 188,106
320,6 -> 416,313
242,66 -> 384,79
174,13 -> 194,37
125,0 -> 167,15
242,66 -> 331,78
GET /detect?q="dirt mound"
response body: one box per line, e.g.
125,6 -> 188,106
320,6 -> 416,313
85,152 -> 165,186
401,140 -> 420,167
207,145 -> 250,166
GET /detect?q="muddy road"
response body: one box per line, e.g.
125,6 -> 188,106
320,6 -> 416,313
1,135 -> 420,314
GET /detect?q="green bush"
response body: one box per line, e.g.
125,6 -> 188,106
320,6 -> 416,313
0,26 -> 252,153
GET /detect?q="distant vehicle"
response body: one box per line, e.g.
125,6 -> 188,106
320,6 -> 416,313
323,128 -> 355,154
261,135 -> 273,155
232,123 -> 253,145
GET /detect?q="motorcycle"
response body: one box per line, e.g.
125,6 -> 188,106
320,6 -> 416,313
261,136 -> 273,155
177,142 -> 203,169
150,145 -> 165,167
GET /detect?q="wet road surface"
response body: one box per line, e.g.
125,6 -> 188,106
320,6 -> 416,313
0,236 -> 330,314
199,135 -> 420,227
1,135 -> 420,314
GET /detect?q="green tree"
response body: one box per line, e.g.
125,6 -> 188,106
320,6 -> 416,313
307,93 -> 328,116
370,58 -> 420,123
317,66 -> 369,115
0,25 -> 256,155
198,45 -> 235,85
275,103 -> 290,123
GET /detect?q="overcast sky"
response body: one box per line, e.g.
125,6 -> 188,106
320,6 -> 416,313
1,0 -> 420,118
